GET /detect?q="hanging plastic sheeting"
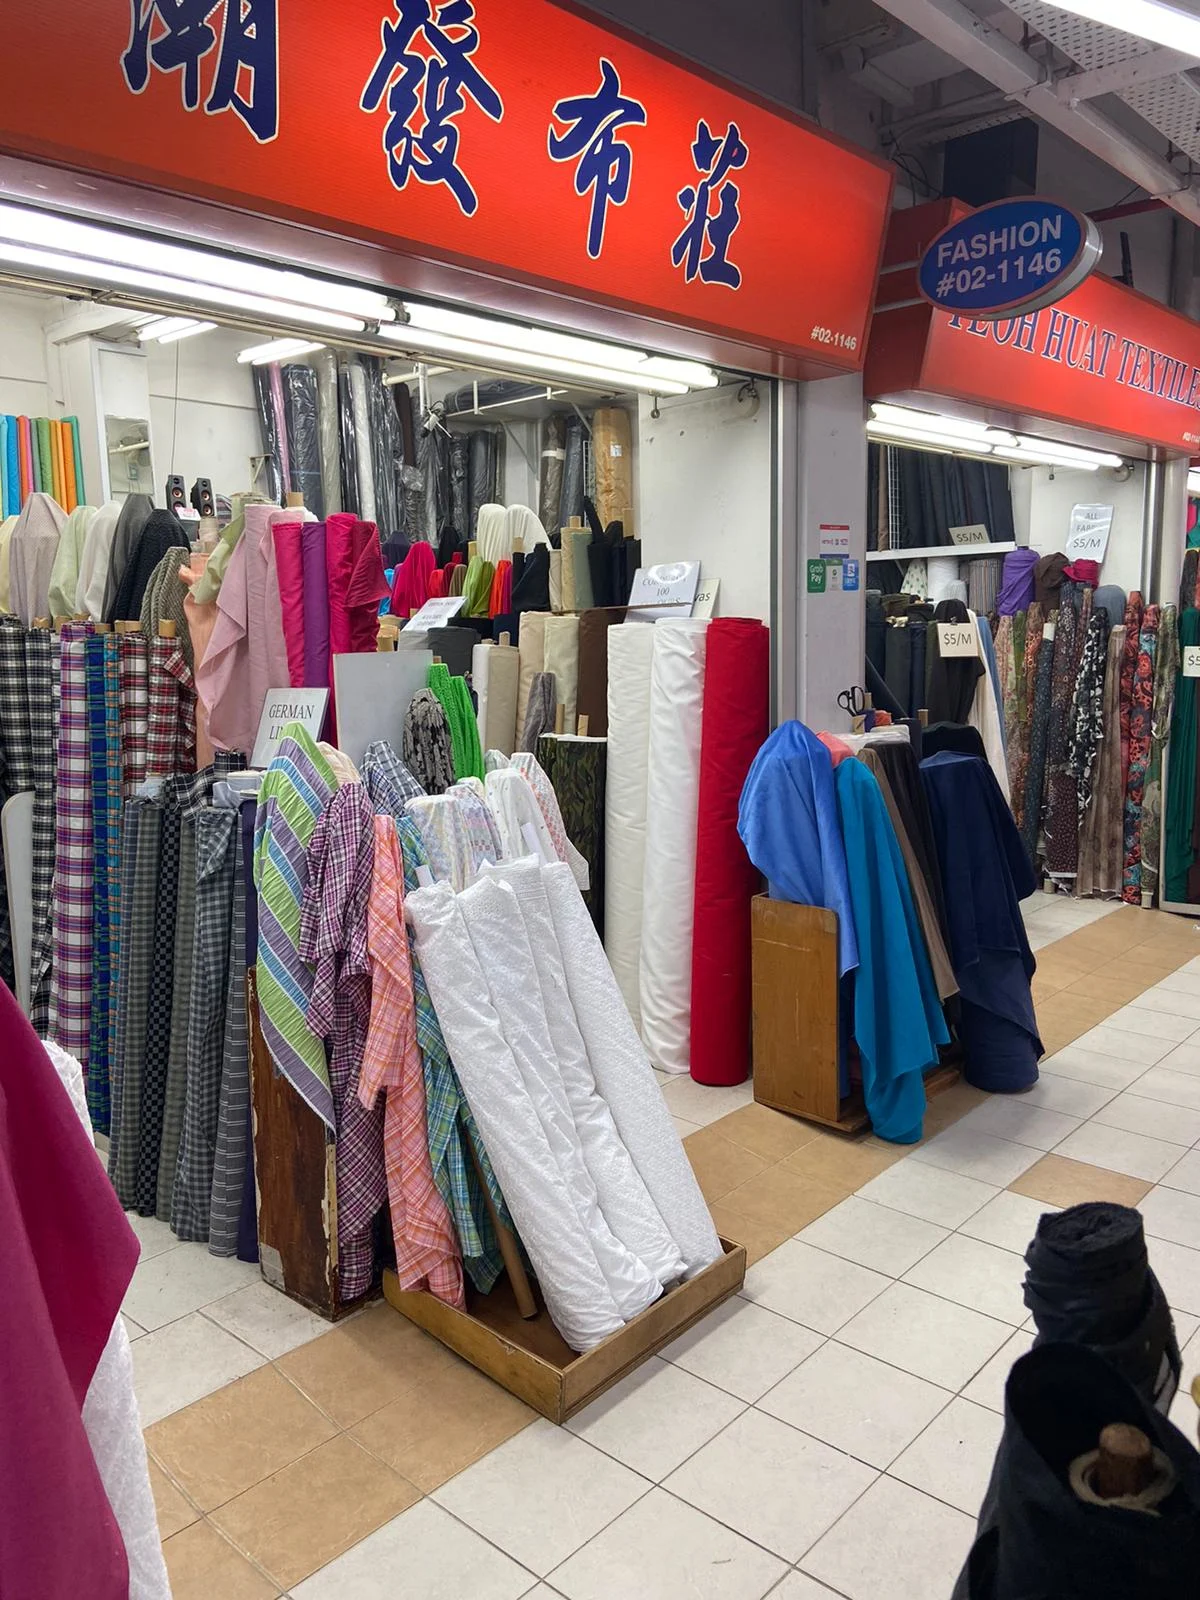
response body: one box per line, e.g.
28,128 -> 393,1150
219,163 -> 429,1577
251,366 -> 284,504
393,383 -> 424,539
309,348 -> 342,519
336,358 -> 361,516
539,414 -> 566,535
281,364 -> 325,519
604,622 -> 656,1027
347,360 -> 377,524
362,355 -> 403,538
466,430 -> 497,540
561,413 -> 586,527
448,433 -> 469,539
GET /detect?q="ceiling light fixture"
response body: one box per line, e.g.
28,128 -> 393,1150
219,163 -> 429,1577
867,419 -> 996,454
156,319 -> 217,344
870,402 -> 1011,444
1038,0 -> 1200,58
379,322 -> 694,396
237,337 -> 326,364
992,446 -> 1100,472
1007,437 -> 1125,469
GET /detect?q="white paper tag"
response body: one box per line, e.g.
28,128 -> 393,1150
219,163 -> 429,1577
949,523 -> 989,546
1185,646 -> 1200,678
691,579 -> 720,619
1065,503 -> 1114,563
405,595 -> 467,631
1043,620 -> 1056,643
610,443 -> 623,457
938,620 -> 978,658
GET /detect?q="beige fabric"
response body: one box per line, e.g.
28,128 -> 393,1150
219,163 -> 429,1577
48,504 -> 94,622
10,491 -> 65,625
592,407 -> 634,536
549,548 -> 563,614
0,515 -> 16,613
75,500 -> 121,620
483,642 -> 520,757
544,614 -> 580,734
516,611 -> 548,735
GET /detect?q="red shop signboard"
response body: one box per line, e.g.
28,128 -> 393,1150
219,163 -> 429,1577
868,200 -> 1200,453
0,0 -> 892,376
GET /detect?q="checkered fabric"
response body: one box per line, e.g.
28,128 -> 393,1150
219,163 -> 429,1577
118,630 -> 149,798
162,636 -> 197,775
108,798 -> 159,1209
146,633 -> 186,781
25,625 -> 58,1030
0,614 -> 32,989
361,739 -> 426,816
50,624 -> 94,1066
156,814 -> 198,1223
85,634 -> 115,1132
133,804 -> 180,1216
208,800 -> 252,1257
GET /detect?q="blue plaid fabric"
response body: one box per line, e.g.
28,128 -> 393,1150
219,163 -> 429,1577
85,634 -> 114,1132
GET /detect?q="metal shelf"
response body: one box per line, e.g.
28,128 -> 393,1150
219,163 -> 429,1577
865,542 -> 1017,562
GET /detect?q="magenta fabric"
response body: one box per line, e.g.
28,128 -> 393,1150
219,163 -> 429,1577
427,567 -> 447,599
1063,559 -> 1100,587
326,513 -> 389,660
390,541 -> 435,619
272,520 -> 307,687
0,982 -> 138,1598
302,521 -> 331,690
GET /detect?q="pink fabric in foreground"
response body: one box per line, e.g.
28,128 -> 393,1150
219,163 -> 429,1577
272,520 -> 307,687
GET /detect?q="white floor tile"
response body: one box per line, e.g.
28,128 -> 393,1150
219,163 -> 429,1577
857,1162 -> 999,1229
1148,1237 -> 1200,1318
800,1475 -> 974,1600
766,1576 -> 843,1599
549,1487 -> 786,1600
1015,1071 -> 1118,1117
1132,984 -> 1200,1022
565,1356 -> 744,1481
958,1190 -> 1057,1256
672,1116 -> 703,1140
433,1420 -> 647,1578
758,1341 -> 951,1470
660,1077 -> 754,1129
1053,1121 -> 1186,1183
1107,1003 -> 1199,1043
122,1313 -> 147,1341
837,1282 -> 1012,1390
911,1127 -> 1041,1187
661,1297 -> 823,1404
1155,1042 -> 1200,1080
1162,1147 -> 1200,1196
124,1211 -> 181,1260
1091,1092 -> 1200,1146
665,1408 -> 876,1562
1147,968 -> 1200,998
742,1242 -> 890,1336
201,1280 -> 332,1359
131,1311 -> 264,1425
902,1235 -> 1028,1326
1035,1046 -> 1147,1092
794,1196 -> 948,1278
1125,1066 -> 1200,1111
889,1398 -> 1003,1516
122,1243 -> 260,1331
1067,1023 -> 1173,1067
960,1329 -> 1035,1413
290,1500 -> 536,1600
955,1097 -> 1080,1152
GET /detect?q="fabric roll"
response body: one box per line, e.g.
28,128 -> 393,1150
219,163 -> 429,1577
472,639 -> 491,750
271,521 -> 306,687
1020,620 -> 1058,870
50,626 -> 93,1066
48,503 -> 93,622
208,803 -> 251,1256
512,543 -> 551,612
1165,609 -> 1200,902
448,563 -> 466,597
310,348 -> 343,518
156,813 -> 198,1223
131,802 -> 180,1215
480,640 -> 519,756
109,508 -> 190,625
467,431 -> 498,535
299,521 -> 331,690
281,364 -> 324,517
576,606 -> 625,737
251,367 -> 284,504
1124,607 -> 1159,903
462,555 -> 494,618
347,360 -> 377,524
325,511 -> 389,663
604,623 -> 656,1023
485,766 -> 558,868
509,751 -> 589,888
84,634 -> 121,1134
536,734 -> 606,931
565,528 -> 594,612
35,417 -> 51,493
515,610 -> 549,733
1034,552 -> 1069,610
427,661 -> 485,781
1044,585 -> 1087,882
518,672 -> 556,753
269,363 -> 292,498
407,790 -> 499,891
475,503 -> 508,564
926,598 -> 983,724
1142,605 -> 1178,906
449,435 -> 470,538
561,414 -> 586,526
592,407 -> 634,536
639,620 -> 708,1075
969,609 -> 1011,803
1077,625 -> 1128,899
108,801 -> 156,1207
403,688 -> 455,794
66,417 -> 85,509
539,415 -> 566,535
690,618 -> 769,1086
24,626 -> 57,1031
488,559 -> 511,617
549,547 -> 563,613
998,548 -> 1039,616
544,613 -> 580,732
363,355 -> 403,536
926,554 -> 961,603
10,491 -> 65,625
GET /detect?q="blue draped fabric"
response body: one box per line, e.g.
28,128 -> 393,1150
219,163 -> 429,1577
738,720 -> 858,977
835,758 -> 949,1143
921,751 -> 1041,1091
0,416 -> 11,517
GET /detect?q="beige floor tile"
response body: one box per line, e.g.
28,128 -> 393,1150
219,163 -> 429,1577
351,1356 -> 534,1491
785,1130 -> 905,1189
147,1365 -> 338,1511
1008,1153 -> 1152,1209
922,1082 -> 991,1134
147,1458 -> 200,1539
275,1303 -> 461,1428
683,1126 -> 772,1202
719,1165 -> 847,1234
705,1201 -> 794,1266
211,1434 -> 420,1590
1061,972 -> 1160,1008
710,1100 -> 820,1162
162,1520 -> 280,1600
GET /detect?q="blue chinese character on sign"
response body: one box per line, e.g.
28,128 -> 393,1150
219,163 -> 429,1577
361,0 -> 504,218
548,59 -> 646,260
671,119 -> 749,289
121,0 -> 278,142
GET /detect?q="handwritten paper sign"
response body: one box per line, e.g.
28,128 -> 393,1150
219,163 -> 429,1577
938,621 -> 979,658
1184,646 -> 1200,679
405,595 -> 467,632
1065,504 -> 1114,563
949,523 -> 990,546
251,689 -> 329,768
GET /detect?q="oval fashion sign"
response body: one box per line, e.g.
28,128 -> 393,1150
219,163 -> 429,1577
917,197 -> 1101,320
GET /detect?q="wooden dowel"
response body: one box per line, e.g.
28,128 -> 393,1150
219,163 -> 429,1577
498,631 -> 511,648
158,619 -> 177,639
1092,1425 -> 1154,1500
468,539 -> 477,563
577,714 -> 589,736
918,708 -> 929,727
554,703 -> 565,735
285,491 -> 305,508
468,1145 -> 537,1318
114,619 -> 140,634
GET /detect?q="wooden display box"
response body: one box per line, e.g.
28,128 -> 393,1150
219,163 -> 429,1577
383,1239 -> 747,1424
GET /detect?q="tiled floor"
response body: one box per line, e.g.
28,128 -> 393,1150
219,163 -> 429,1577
128,896 -> 1200,1598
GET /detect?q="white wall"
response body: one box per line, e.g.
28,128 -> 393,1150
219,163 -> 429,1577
1010,461 -> 1147,596
637,383 -> 772,621
145,326 -> 263,503
0,286 -> 52,416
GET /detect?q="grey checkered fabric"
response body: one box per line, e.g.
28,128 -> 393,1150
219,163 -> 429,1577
24,626 -> 57,1029
0,615 -> 32,988
108,799 -> 161,1209
156,814 -> 197,1223
208,807 -> 251,1257
132,806 -> 180,1215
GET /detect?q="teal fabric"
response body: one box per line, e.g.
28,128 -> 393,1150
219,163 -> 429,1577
834,758 -> 949,1144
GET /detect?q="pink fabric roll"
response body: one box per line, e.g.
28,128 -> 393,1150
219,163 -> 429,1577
390,541 -> 435,619
272,520 -> 307,687
247,505 -> 291,709
327,513 -> 389,659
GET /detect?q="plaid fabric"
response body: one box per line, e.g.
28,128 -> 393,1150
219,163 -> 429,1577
172,806 -> 238,1243
361,739 -> 426,816
109,799 -> 160,1208
84,635 -> 114,1131
25,625 -> 57,1029
209,801 -> 251,1256
396,812 -> 507,1293
146,633 -> 182,781
133,806 -> 180,1215
50,624 -> 94,1065
102,638 -> 124,1073
118,631 -> 149,797
162,636 -> 197,775
156,815 -> 198,1222
0,615 -> 32,988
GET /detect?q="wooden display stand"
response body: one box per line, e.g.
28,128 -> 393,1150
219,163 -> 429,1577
750,896 -> 958,1134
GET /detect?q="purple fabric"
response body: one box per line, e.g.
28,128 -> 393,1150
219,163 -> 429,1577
302,521 -> 331,689
997,548 -> 1039,616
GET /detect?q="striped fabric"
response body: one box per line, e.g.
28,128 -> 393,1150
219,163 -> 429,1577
0,615 -> 31,988
118,630 -> 149,797
84,635 -> 115,1131
25,624 -> 58,1030
50,623 -> 93,1065
209,803 -> 251,1257
253,726 -> 338,1129
162,635 -> 197,774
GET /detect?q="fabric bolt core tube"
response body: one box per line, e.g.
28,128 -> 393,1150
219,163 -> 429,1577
604,623 -> 657,1026
690,618 -> 770,1085
639,619 -> 709,1076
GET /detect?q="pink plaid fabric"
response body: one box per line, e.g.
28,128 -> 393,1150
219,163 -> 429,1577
360,816 -> 464,1308
146,633 -> 196,780
117,631 -> 149,797
162,637 -> 197,774
50,623 -> 94,1064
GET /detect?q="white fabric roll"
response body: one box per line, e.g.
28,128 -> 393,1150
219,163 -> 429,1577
927,554 -> 962,603
639,619 -> 708,1075
473,640 -> 492,748
509,751 -> 589,889
482,859 -> 683,1287
507,503 -> 548,552
476,503 -> 509,563
542,863 -> 723,1280
485,767 -> 559,866
458,875 -> 660,1321
604,622 -> 656,1025
405,880 -> 625,1350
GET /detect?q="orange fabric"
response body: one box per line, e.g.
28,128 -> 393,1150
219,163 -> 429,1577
62,420 -> 78,512
488,559 -> 511,618
17,418 -> 31,499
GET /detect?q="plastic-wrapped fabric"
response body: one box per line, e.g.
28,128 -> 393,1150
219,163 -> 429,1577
519,672 -> 556,753
639,621 -> 708,1074
336,359 -> 361,516
425,624 -> 476,678
416,417 -> 439,542
513,544 -> 551,613
561,413 -> 586,525
449,434 -> 469,538
604,622 -> 656,1023
516,611 -> 549,733
467,431 -> 498,536
691,619 -> 770,1086
268,364 -> 291,496
393,384 -> 423,536
310,349 -> 342,518
537,734 -> 606,932
544,613 -> 580,732
549,548 -> 563,614
251,366 -> 284,504
539,414 -> 566,534
281,364 -> 324,518
565,528 -> 594,611
347,360 -> 377,525
592,407 -> 634,537
404,879 -> 626,1351
362,356 -> 402,537
510,750 -> 589,889
542,861 -> 722,1279
480,640 -> 519,755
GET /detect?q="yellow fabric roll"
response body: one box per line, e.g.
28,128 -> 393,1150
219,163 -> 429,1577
592,406 -> 634,537
544,614 -> 580,733
515,611 -> 548,735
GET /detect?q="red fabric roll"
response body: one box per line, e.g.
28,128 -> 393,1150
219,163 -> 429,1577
272,520 -> 307,687
690,617 -> 770,1085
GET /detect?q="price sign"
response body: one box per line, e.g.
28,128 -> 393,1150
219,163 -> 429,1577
938,621 -> 979,658
404,595 -> 467,631
692,579 -> 720,619
1184,646 -> 1200,678
251,689 -> 330,768
627,562 -> 701,621
1065,504 -> 1114,564
949,524 -> 990,546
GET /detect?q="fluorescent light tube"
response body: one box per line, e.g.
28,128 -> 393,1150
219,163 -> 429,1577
237,337 -> 326,364
379,322 -> 692,395
156,320 -> 216,343
992,447 -> 1100,472
1010,436 -> 1124,469
867,419 -> 995,453
1038,0 -> 1200,57
870,403 -> 1010,444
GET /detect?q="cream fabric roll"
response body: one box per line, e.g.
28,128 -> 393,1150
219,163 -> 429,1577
561,529 -> 577,618
639,619 -> 708,1076
476,503 -> 508,564
483,641 -> 520,756
543,613 -> 580,733
604,622 -> 656,1025
485,767 -> 559,866
549,547 -> 563,613
515,611 -> 548,735
507,503 -> 547,551
472,640 -> 491,749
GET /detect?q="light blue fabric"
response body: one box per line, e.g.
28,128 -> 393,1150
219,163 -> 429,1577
0,416 -> 10,517
738,721 -> 858,977
978,614 -> 1006,755
834,758 -> 949,1144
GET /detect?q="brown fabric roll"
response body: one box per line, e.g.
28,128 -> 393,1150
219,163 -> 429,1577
592,407 -> 634,538
576,606 -> 626,738
1034,552 -> 1069,611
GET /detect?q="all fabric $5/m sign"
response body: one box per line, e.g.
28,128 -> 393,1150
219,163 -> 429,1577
918,197 -> 1102,321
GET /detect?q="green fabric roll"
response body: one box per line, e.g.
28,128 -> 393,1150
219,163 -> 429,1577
536,733 -> 607,934
462,555 -> 495,617
36,416 -> 52,493
1164,606 -> 1200,902
65,415 -> 85,505
428,661 -> 485,781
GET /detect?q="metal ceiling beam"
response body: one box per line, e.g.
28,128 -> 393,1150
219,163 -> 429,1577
1053,48 -> 1200,104
870,0 -> 1200,224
